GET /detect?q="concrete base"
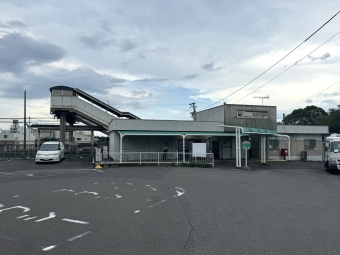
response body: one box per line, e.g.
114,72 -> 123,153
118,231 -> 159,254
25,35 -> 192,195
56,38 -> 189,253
242,166 -> 250,170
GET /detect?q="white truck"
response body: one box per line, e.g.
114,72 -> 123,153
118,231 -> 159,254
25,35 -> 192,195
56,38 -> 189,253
323,133 -> 340,173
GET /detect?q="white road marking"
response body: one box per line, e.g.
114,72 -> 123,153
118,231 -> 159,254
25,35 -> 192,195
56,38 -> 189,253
115,186 -> 119,190
24,216 -> 38,221
127,183 -> 133,185
133,210 -> 141,214
146,185 -> 157,191
16,215 -> 30,218
94,196 -> 101,198
67,231 -> 91,242
101,197 -> 110,199
115,194 -> 122,198
27,174 -> 34,176
155,199 -> 167,205
14,195 -> 20,197
174,187 -> 186,197
62,159 -> 68,164
42,245 -> 57,251
52,189 -> 67,193
0,204 -> 4,207
52,189 -> 75,193
0,206 -> 30,213
35,212 -> 56,222
94,182 -> 99,184
62,218 -> 89,224
111,182 -> 116,184
146,199 -> 151,202
75,191 -> 98,196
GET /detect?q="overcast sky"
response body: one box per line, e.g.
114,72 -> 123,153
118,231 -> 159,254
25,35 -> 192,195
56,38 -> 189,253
0,0 -> 339,131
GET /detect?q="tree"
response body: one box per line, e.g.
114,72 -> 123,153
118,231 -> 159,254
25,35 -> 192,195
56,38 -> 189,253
320,105 -> 340,133
282,105 -> 328,125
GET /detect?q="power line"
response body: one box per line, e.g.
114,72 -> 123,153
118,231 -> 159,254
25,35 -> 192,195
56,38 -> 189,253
278,80 -> 340,110
233,32 -> 340,104
200,10 -> 340,111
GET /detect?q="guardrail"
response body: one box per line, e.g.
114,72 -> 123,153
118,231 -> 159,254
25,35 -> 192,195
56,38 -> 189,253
98,152 -> 214,167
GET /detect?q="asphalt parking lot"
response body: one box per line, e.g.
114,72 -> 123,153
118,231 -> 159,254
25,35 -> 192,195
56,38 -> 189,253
1,159 -> 340,254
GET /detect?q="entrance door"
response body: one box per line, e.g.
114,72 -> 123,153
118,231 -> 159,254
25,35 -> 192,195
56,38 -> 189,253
212,141 -> 220,159
222,137 -> 231,159
250,138 -> 259,158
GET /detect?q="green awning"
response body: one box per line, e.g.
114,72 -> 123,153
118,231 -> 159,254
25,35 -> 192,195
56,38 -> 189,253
119,131 -> 247,136
241,127 -> 278,134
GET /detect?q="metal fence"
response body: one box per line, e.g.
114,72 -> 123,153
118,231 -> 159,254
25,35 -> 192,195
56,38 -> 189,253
0,143 -> 96,160
98,152 -> 214,167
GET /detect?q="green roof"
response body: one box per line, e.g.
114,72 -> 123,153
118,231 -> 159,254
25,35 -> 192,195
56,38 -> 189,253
119,131 -> 245,136
241,127 -> 278,134
118,127 -> 278,136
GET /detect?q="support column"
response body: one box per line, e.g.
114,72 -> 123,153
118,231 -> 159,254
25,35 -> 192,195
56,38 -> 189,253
120,134 -> 123,163
182,135 -> 185,163
236,128 -> 241,168
68,131 -> 73,151
60,114 -> 66,144
91,130 -> 94,155
37,129 -> 40,148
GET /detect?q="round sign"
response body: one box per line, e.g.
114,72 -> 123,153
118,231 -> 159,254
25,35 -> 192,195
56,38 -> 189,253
242,141 -> 251,150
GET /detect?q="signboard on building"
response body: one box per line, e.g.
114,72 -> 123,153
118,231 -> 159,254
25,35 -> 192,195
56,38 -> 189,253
237,110 -> 268,119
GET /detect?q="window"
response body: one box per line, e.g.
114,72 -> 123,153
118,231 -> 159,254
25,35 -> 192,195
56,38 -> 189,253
77,138 -> 81,141
304,139 -> 316,150
4,135 -> 7,138
268,139 -> 279,150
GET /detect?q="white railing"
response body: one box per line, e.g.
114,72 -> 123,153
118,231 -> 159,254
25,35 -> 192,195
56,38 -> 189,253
98,152 -> 214,167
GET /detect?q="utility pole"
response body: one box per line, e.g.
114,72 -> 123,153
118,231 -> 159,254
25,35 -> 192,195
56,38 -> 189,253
189,102 -> 197,121
27,116 -> 30,158
253,95 -> 269,106
24,90 -> 26,150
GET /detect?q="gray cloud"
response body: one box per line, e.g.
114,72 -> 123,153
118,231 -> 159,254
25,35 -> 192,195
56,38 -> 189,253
8,20 -> 26,28
183,73 -> 201,80
201,62 -> 215,71
0,20 -> 26,28
100,20 -> 113,34
321,99 -> 337,104
120,39 -> 137,52
0,33 -> 66,75
0,67 -> 126,99
201,61 -> 224,72
305,99 -> 312,104
318,92 -> 340,98
135,78 -> 168,82
308,53 -> 331,61
77,34 -> 116,50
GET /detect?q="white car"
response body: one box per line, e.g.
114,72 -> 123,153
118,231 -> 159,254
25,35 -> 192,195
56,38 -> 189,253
35,141 -> 65,163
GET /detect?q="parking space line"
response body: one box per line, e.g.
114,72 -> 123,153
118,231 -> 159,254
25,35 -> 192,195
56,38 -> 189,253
61,218 -> 89,224
42,245 -> 57,251
63,159 -> 68,164
67,231 -> 91,242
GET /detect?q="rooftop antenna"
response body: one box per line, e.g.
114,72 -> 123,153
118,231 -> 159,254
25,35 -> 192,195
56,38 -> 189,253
253,95 -> 269,106
189,102 -> 197,121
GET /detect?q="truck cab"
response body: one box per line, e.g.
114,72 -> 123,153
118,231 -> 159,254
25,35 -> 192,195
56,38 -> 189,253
323,134 -> 340,173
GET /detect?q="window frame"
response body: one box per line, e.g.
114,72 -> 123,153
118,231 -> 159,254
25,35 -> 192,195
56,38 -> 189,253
304,139 -> 316,150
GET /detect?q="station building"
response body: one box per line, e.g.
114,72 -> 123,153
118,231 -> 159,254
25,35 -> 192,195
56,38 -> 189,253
47,86 -> 329,164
